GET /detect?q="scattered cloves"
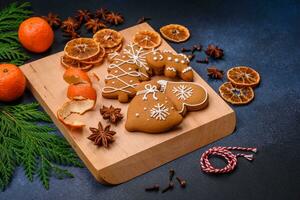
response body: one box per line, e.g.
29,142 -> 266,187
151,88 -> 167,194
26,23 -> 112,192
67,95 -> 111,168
169,169 -> 175,181
145,184 -> 160,192
181,47 -> 191,53
176,177 -> 187,188
192,44 -> 202,53
162,182 -> 174,193
196,57 -> 209,64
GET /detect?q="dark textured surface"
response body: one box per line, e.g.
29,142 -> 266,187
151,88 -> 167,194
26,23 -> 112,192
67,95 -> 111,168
1,0 -> 300,199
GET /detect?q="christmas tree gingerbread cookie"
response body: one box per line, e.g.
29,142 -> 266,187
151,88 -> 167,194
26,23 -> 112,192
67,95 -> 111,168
157,80 -> 209,115
146,50 -> 194,81
125,81 -> 183,133
102,43 -> 156,103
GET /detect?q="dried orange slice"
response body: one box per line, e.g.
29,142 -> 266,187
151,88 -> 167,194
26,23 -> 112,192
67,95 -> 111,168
227,66 -> 260,87
93,29 -> 123,48
105,42 -> 123,54
133,30 -> 161,49
63,68 -> 91,84
64,38 -> 99,61
67,84 -> 97,100
81,46 -> 106,65
219,82 -> 254,105
160,24 -> 190,43
61,55 -> 94,71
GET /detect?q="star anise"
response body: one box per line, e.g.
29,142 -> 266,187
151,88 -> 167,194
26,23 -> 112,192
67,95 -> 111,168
207,67 -> 224,79
205,44 -> 224,59
137,16 -> 151,24
88,122 -> 116,148
85,18 -> 107,33
100,105 -> 123,124
95,8 -> 109,20
42,12 -> 61,27
75,9 -> 92,25
105,12 -> 124,25
61,17 -> 80,32
62,29 -> 80,40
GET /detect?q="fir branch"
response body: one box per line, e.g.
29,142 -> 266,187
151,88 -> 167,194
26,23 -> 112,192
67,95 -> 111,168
0,103 -> 83,191
0,2 -> 32,65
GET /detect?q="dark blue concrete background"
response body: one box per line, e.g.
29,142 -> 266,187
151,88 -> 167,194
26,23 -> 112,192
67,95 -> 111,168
1,0 -> 300,199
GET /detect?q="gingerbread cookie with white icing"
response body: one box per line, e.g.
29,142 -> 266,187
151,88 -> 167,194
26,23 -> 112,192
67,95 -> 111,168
102,43 -> 155,103
157,80 -> 208,116
125,81 -> 183,133
146,50 -> 194,81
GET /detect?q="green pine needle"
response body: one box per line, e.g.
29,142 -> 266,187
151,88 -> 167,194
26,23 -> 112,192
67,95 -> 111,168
0,103 -> 83,190
0,2 -> 32,66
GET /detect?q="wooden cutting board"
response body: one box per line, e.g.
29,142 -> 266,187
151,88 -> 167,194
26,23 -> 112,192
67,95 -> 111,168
20,23 -> 236,184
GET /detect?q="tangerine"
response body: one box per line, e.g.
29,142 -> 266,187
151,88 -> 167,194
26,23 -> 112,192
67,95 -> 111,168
18,17 -> 54,53
0,64 -> 26,102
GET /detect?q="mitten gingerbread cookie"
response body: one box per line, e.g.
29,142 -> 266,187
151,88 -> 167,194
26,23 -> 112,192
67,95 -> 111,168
146,50 -> 194,81
157,80 -> 208,115
125,81 -> 183,133
102,43 -> 155,103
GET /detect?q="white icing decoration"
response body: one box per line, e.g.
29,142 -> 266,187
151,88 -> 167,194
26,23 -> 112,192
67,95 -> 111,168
179,53 -> 190,62
108,52 -> 120,60
136,84 -> 159,100
115,70 -> 118,73
135,113 -> 140,117
129,80 -> 133,83
153,56 -> 158,61
171,107 -> 174,110
159,54 -> 164,60
163,50 -> 172,53
112,81 -> 115,84
167,57 -> 172,61
157,80 -> 168,92
166,67 -> 176,72
182,66 -> 192,73
172,85 -> 193,100
128,67 -> 132,70
103,43 -> 157,94
150,103 -> 170,121
174,58 -> 179,63
181,60 -> 185,64
144,107 -> 147,111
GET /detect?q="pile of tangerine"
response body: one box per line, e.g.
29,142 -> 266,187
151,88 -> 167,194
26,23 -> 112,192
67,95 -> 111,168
219,66 -> 260,105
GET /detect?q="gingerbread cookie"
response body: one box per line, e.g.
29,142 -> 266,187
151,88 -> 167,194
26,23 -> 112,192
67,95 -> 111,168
125,81 -> 183,133
157,80 -> 208,115
102,43 -> 155,103
146,50 -> 194,81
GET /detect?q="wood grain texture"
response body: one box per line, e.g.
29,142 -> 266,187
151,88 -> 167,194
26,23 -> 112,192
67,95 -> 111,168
20,23 -> 236,184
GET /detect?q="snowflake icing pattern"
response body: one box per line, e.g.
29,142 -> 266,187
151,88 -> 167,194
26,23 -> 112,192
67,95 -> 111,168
172,85 -> 193,100
150,103 -> 170,120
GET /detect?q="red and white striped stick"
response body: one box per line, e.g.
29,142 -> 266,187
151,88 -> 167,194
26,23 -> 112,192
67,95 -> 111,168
200,146 -> 257,174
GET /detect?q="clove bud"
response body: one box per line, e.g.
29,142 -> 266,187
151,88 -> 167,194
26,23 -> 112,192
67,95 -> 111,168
161,182 -> 174,193
176,177 -> 187,188
145,184 -> 160,192
169,169 -> 175,181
